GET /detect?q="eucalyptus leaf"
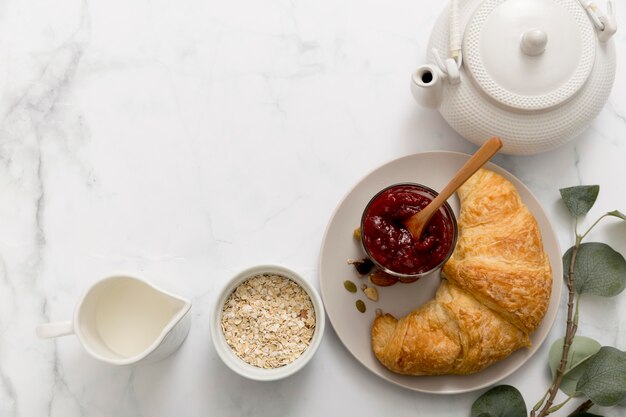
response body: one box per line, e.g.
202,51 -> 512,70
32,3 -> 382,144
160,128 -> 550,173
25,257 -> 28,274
576,346 -> 626,406
608,210 -> 626,221
548,336 -> 601,396
560,185 -> 600,216
470,385 -> 527,417
562,243 -> 626,296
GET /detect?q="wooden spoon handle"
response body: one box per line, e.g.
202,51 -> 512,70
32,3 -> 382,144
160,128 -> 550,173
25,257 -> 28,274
430,137 -> 503,209
405,137 -> 503,237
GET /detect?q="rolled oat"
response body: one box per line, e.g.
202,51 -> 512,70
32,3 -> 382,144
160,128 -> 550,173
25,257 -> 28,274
221,273 -> 316,369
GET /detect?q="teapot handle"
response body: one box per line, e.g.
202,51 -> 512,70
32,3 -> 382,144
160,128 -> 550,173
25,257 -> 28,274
579,0 -> 617,42
36,321 -> 74,338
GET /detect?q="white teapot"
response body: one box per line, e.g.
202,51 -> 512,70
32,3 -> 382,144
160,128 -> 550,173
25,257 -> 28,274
411,0 -> 617,155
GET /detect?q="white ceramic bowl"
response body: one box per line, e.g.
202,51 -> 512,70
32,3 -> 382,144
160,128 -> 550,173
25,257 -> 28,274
210,264 -> 325,381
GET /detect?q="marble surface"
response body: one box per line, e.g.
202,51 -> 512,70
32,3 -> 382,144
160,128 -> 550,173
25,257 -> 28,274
0,0 -> 625,416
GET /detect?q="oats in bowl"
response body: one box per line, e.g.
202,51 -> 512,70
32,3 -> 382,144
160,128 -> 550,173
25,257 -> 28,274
211,264 -> 325,381
220,273 -> 316,369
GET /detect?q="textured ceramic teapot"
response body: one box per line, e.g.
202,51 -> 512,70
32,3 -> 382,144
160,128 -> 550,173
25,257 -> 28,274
411,0 -> 617,155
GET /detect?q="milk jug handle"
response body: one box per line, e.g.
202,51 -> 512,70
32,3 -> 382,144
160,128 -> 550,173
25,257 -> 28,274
36,321 -> 74,338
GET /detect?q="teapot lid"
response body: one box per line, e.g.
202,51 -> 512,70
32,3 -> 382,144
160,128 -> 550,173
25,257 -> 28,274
463,0 -> 596,111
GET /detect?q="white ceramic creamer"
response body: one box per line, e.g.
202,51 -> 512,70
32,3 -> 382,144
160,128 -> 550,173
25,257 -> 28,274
36,274 -> 192,365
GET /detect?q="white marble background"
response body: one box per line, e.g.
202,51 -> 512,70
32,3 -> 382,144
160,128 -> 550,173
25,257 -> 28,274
0,0 -> 625,416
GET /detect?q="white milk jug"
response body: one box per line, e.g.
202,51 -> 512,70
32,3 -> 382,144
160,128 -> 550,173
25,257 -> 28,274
37,274 -> 192,365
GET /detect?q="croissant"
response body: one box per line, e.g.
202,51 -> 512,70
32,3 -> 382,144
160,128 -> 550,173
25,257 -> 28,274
371,169 -> 552,375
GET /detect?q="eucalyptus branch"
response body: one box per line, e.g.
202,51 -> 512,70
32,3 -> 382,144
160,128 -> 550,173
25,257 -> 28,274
532,221 -> 582,417
573,293 -> 581,328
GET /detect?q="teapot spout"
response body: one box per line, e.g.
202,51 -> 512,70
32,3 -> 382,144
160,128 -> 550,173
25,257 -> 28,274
410,65 -> 444,109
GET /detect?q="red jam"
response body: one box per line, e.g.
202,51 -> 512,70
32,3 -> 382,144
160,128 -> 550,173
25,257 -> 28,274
361,184 -> 456,276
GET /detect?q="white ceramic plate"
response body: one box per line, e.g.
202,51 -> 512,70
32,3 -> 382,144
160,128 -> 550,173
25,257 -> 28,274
319,151 -> 562,394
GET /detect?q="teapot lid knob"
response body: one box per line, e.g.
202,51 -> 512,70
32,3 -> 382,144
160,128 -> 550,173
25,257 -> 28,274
520,29 -> 548,56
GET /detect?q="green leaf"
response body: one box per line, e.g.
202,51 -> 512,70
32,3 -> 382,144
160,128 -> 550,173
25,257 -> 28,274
608,210 -> 626,221
470,385 -> 527,417
576,346 -> 626,406
563,243 -> 626,296
560,185 -> 600,216
548,336 -> 602,396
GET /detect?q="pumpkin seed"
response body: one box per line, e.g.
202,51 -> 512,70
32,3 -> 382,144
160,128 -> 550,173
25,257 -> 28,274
356,299 -> 366,313
343,280 -> 357,293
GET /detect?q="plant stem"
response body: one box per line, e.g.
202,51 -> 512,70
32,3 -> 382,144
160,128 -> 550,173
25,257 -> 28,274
532,234 -> 581,417
573,293 -> 581,328
579,213 -> 609,241
567,399 -> 593,416
547,396 -> 573,413
532,389 -> 551,413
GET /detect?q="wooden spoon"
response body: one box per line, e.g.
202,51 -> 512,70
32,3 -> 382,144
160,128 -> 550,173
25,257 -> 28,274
404,137 -> 503,239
